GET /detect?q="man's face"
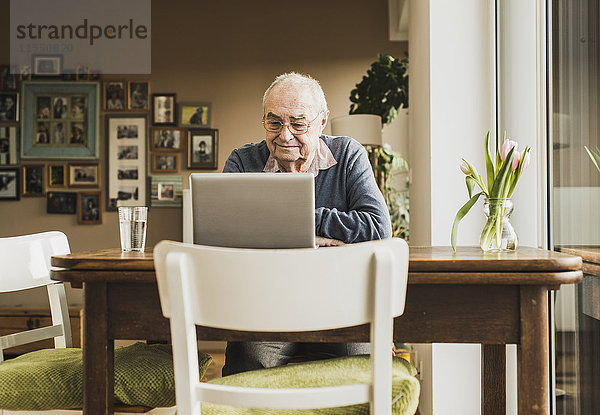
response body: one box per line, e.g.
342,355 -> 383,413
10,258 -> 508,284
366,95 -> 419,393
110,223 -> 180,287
264,84 -> 328,172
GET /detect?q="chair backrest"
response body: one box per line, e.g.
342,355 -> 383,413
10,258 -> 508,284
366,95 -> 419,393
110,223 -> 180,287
154,238 -> 409,415
0,231 -> 73,361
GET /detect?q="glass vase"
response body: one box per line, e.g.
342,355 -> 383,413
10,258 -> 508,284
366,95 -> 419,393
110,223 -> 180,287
480,199 -> 518,252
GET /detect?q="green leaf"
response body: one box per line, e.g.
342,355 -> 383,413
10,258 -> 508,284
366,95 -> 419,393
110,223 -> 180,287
466,176 -> 476,199
451,192 -> 484,252
484,132 -> 495,192
585,146 -> 600,173
489,147 -> 515,199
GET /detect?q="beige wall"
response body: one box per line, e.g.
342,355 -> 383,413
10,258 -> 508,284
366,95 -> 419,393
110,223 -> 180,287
0,0 -> 407,253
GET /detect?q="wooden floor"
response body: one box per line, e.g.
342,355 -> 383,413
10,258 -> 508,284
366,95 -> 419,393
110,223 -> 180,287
203,349 -> 226,381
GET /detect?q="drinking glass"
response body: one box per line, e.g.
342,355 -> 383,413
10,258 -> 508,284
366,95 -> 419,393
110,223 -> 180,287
118,206 -> 148,252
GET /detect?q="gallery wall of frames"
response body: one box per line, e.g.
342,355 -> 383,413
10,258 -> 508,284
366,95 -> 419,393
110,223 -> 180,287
0,63 -> 218,225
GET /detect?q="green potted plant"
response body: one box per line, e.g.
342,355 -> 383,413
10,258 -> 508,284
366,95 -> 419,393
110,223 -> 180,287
348,53 -> 410,239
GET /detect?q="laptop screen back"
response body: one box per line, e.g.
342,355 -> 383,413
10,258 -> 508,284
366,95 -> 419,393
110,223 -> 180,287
190,173 -> 316,249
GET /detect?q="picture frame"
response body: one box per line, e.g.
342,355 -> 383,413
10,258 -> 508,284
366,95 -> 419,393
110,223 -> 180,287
187,128 -> 218,170
76,64 -> 90,81
21,81 -> 100,160
0,167 -> 19,201
22,164 -> 45,197
69,163 -> 100,187
128,81 -> 150,110
104,81 -> 127,111
0,125 -> 19,165
78,191 -> 102,224
32,55 -> 62,76
151,153 -> 179,173
152,93 -> 176,126
0,92 -> 19,122
151,127 -> 183,151
47,191 -> 76,214
179,102 -> 211,128
150,175 -> 182,207
48,163 -> 67,187
106,114 -> 147,211
0,66 -> 19,91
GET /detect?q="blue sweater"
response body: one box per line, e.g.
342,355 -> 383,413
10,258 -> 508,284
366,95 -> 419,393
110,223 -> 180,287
223,135 -> 392,243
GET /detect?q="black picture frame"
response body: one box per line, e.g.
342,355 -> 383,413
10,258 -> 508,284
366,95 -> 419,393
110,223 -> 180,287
0,92 -> 19,122
152,93 -> 176,126
187,128 -> 218,170
47,191 -> 77,214
22,164 -> 45,197
128,81 -> 150,110
0,167 -> 19,200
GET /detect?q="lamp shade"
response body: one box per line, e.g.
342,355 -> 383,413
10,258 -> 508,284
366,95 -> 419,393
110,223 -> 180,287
330,114 -> 383,146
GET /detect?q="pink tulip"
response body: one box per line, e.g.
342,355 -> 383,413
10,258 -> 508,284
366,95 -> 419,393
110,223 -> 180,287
521,151 -> 531,171
500,139 -> 518,161
512,150 -> 521,170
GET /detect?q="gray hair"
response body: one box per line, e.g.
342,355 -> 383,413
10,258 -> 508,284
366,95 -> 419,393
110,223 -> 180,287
262,72 -> 328,114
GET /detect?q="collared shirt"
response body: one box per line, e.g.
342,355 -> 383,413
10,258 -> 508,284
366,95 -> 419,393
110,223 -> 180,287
263,137 -> 337,176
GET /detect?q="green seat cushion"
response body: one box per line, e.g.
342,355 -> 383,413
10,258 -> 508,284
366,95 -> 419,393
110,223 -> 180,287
202,355 -> 420,415
0,342 -> 212,410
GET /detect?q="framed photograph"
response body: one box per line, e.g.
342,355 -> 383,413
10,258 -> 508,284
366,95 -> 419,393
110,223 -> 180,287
104,81 -> 127,111
0,92 -> 19,122
152,153 -> 179,173
32,55 -> 62,76
106,114 -> 147,210
187,128 -> 218,170
22,164 -> 45,197
76,64 -> 90,81
152,93 -> 176,125
48,163 -> 67,187
0,167 -> 19,201
150,175 -> 182,207
0,126 -> 19,165
0,66 -> 19,91
47,191 -> 77,213
151,127 -> 183,151
128,81 -> 150,110
21,81 -> 100,159
69,163 -> 99,187
78,191 -> 102,224
179,102 -> 211,128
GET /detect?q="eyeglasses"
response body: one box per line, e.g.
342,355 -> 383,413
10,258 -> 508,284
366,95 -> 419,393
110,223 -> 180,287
262,112 -> 323,135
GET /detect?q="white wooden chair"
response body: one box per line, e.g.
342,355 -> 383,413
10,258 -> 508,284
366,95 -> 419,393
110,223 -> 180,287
0,231 -> 72,363
154,238 -> 410,415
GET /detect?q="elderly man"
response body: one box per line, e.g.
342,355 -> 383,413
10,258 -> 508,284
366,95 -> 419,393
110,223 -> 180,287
221,72 -> 392,376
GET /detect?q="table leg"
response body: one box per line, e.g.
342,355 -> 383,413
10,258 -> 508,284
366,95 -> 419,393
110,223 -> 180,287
482,344 -> 506,414
518,286 -> 550,415
84,282 -> 114,415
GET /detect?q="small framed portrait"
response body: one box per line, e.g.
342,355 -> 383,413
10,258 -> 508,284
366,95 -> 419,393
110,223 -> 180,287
47,191 -> 77,213
76,64 -> 90,81
78,191 -> 102,224
117,166 -> 138,180
158,182 -> 175,201
179,102 -> 211,128
150,175 -> 182,207
48,163 -> 67,187
117,145 -> 139,160
22,164 -> 45,197
69,163 -> 99,187
0,167 -> 19,201
187,128 -> 218,170
0,93 -> 19,122
32,55 -> 62,76
152,93 -> 176,125
151,127 -> 183,151
128,81 -> 150,110
90,70 -> 102,81
152,153 -> 179,173
104,81 -> 127,111
0,66 -> 19,91
0,125 -> 19,165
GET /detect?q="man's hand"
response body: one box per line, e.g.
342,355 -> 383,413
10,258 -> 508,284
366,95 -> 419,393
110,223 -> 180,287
316,236 -> 345,247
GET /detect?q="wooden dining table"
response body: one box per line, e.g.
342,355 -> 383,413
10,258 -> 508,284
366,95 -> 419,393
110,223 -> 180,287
50,246 -> 582,415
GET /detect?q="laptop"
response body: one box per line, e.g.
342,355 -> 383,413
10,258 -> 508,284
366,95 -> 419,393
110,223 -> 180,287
190,173 -> 316,249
